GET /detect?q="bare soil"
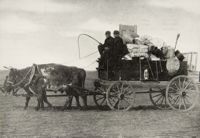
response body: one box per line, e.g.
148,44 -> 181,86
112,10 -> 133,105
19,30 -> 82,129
0,92 -> 200,138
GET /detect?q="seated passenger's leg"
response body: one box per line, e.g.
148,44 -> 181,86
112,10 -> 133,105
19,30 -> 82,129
98,44 -> 104,56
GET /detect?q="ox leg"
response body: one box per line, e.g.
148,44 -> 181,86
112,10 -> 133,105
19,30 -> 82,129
41,100 -> 44,109
75,96 -> 81,109
35,94 -> 43,111
35,86 -> 43,111
81,96 -> 88,109
63,96 -> 73,110
42,90 -> 52,108
67,96 -> 73,109
35,98 -> 40,111
24,96 -> 31,110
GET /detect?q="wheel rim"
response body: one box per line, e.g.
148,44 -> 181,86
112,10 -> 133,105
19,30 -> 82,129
166,75 -> 199,111
93,87 -> 107,108
149,87 -> 170,109
106,81 -> 135,111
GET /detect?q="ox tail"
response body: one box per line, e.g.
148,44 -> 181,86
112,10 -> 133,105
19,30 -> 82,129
81,69 -> 86,89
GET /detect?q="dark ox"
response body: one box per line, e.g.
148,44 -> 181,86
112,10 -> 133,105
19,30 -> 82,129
5,63 -> 87,110
5,65 -> 52,110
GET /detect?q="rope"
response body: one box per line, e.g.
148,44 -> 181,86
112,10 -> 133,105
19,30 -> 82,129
80,51 -> 98,59
77,34 -> 101,59
84,60 -> 97,68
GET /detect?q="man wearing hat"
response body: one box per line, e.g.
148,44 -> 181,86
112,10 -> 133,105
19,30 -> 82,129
98,31 -> 114,68
112,30 -> 129,69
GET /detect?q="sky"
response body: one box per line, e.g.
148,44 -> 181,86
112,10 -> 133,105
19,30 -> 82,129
0,0 -> 200,70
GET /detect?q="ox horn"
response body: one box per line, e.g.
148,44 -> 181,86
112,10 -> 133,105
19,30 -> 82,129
3,66 -> 11,70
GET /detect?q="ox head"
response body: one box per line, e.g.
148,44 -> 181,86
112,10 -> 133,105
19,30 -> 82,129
3,67 -> 19,93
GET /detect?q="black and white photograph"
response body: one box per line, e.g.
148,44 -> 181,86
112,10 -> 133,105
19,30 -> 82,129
0,0 -> 200,137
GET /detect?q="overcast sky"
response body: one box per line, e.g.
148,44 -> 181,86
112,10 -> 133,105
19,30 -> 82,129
0,0 -> 200,70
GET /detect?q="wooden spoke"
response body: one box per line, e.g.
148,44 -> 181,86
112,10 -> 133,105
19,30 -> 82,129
184,95 -> 192,105
178,97 -> 182,110
154,95 -> 163,104
178,78 -> 181,89
100,98 -> 106,105
159,96 -> 164,105
108,97 -> 117,106
182,98 -> 187,110
96,96 -> 105,101
168,87 -> 177,92
152,93 -> 162,98
184,80 -> 192,91
182,78 -> 186,88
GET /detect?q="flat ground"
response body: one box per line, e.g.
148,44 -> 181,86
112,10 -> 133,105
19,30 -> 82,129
0,71 -> 200,138
1,92 -> 200,138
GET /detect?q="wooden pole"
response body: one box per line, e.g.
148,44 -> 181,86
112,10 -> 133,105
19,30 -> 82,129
174,33 -> 180,50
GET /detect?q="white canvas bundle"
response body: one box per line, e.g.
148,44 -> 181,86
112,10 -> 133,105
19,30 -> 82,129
127,44 -> 149,57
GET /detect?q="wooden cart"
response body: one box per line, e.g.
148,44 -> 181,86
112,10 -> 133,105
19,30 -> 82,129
92,57 -> 199,111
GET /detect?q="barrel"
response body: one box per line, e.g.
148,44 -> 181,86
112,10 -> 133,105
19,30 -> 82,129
166,57 -> 180,76
166,48 -> 175,59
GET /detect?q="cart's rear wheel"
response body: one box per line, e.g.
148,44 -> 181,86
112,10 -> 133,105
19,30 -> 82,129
166,75 -> 199,111
93,87 -> 107,109
149,87 -> 170,109
106,81 -> 135,111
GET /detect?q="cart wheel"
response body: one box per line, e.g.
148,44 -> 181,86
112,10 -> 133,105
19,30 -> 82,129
149,87 -> 170,109
166,75 -> 199,111
106,81 -> 135,111
93,87 -> 107,109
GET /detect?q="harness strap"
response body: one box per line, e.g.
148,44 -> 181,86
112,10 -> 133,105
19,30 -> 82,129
24,65 -> 36,87
12,68 -> 32,88
28,76 -> 46,96
28,87 -> 37,96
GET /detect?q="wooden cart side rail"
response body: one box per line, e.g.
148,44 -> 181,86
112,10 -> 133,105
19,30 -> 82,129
96,79 -> 169,89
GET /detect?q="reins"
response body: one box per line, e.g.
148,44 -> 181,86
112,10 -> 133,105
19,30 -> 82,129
77,34 -> 101,59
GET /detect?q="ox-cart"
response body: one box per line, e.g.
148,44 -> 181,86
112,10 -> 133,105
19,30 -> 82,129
91,56 -> 199,111
2,54 -> 199,112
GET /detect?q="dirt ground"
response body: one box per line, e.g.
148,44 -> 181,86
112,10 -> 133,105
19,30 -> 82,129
0,91 -> 200,138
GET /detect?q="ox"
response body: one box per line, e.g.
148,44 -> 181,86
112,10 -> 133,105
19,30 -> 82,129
5,63 -> 87,110
5,64 -> 52,110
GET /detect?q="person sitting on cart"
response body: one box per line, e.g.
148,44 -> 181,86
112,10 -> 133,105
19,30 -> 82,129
112,30 -> 129,70
98,31 -> 114,68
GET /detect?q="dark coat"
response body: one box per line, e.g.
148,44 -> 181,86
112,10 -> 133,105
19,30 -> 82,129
103,36 -> 114,50
98,36 -> 114,59
113,36 -> 128,58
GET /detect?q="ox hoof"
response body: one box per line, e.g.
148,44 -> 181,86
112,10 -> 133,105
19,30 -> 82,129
81,106 -> 88,110
62,106 -> 72,111
35,107 -> 39,111
48,105 -> 53,108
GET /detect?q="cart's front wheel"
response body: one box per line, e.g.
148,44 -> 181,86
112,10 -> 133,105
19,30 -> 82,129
106,81 -> 135,111
166,75 -> 199,111
93,87 -> 107,109
149,87 -> 170,109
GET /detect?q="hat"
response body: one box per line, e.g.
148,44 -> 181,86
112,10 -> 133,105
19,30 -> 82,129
113,30 -> 120,35
105,31 -> 111,35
